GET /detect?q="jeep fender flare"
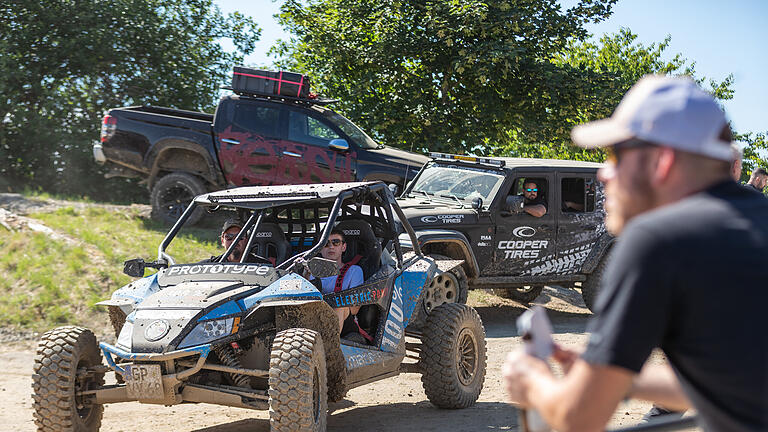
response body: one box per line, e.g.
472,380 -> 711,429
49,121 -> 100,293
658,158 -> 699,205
413,230 -> 479,279
581,232 -> 614,274
146,139 -> 225,189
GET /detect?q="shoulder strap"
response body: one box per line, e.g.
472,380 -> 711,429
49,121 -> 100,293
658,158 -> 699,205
334,255 -> 362,293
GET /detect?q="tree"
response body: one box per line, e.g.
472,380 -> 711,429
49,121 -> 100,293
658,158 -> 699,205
274,0 -> 618,155
0,0 -> 260,199
497,28 -> 735,160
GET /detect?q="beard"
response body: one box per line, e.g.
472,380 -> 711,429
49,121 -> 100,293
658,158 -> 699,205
605,154 -> 657,235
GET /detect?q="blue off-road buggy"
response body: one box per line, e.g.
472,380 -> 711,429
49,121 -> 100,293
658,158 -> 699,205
32,181 -> 487,432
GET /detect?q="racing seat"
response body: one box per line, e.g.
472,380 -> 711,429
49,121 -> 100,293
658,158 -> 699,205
251,223 -> 290,265
335,219 -> 382,280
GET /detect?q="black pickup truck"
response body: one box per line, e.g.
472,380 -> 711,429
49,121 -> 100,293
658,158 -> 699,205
94,71 -> 428,224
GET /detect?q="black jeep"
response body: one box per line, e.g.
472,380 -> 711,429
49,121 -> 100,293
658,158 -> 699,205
397,153 -> 612,311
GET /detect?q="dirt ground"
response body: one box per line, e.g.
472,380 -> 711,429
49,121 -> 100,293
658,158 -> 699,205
0,285 -> 699,432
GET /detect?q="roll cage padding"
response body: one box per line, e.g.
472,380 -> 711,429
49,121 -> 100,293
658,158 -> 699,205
335,219 -> 382,280
251,223 -> 291,265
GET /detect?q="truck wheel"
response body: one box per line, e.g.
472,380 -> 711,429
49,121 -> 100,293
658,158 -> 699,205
269,328 -> 327,432
425,254 -> 469,312
420,303 -> 486,409
150,172 -> 206,225
32,326 -> 105,432
492,285 -> 544,303
581,256 -> 608,312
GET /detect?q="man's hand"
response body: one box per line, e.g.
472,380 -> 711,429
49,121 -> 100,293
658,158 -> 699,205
502,349 -> 550,407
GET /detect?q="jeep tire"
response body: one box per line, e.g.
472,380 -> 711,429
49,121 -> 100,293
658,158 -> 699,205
425,254 -> 469,312
420,303 -> 486,408
32,326 -> 105,432
581,256 -> 608,312
151,172 -> 207,225
269,328 -> 327,432
492,285 -> 544,303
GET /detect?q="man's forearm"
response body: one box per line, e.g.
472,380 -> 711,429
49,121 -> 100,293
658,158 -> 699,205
629,363 -> 691,411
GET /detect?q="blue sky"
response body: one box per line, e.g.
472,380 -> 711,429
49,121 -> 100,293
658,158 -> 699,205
215,0 -> 767,135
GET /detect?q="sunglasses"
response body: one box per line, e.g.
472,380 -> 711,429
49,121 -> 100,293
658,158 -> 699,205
605,139 -> 657,164
525,188 -> 538,192
323,239 -> 344,248
223,233 -> 245,241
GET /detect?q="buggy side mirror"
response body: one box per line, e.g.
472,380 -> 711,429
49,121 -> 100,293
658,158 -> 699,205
307,257 -> 339,279
123,258 -> 147,277
505,195 -> 525,214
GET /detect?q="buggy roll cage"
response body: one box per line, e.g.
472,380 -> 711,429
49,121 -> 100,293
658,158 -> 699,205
156,182 -> 422,268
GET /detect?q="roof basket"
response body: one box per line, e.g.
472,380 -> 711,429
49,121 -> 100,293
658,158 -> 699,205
226,67 -> 338,105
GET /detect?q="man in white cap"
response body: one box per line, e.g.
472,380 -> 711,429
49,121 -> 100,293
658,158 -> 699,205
502,76 -> 768,431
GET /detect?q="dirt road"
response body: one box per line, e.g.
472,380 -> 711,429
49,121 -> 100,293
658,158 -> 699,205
0,286 -> 685,432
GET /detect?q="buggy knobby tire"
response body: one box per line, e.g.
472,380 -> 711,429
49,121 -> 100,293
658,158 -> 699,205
269,328 -> 327,432
492,285 -> 544,303
150,172 -> 207,225
420,303 -> 486,409
425,254 -> 469,311
581,255 -> 609,312
32,326 -> 105,432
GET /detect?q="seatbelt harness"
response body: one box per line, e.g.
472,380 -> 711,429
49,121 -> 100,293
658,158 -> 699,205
334,255 -> 362,293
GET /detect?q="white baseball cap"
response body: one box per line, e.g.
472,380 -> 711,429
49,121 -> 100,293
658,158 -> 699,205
571,75 -> 733,161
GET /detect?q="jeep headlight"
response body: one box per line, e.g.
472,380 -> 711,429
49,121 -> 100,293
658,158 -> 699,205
116,321 -> 134,351
178,318 -> 234,348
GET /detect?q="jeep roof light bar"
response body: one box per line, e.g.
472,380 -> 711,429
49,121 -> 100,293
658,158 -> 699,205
429,152 -> 506,167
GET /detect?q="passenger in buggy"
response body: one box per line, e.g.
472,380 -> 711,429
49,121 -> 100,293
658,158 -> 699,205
315,228 -> 364,333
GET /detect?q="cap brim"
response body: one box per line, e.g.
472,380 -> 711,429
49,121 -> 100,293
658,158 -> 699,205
571,118 -> 635,149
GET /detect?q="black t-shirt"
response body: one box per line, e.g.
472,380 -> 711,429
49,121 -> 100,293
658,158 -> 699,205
744,183 -> 763,193
582,181 -> 768,431
520,193 -> 547,211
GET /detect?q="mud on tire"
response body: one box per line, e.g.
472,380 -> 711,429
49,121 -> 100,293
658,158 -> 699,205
150,172 -> 207,225
425,254 -> 469,311
32,326 -> 105,432
268,328 -> 327,432
420,303 -> 486,409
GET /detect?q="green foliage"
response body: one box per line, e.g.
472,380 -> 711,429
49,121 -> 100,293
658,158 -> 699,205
736,131 -> 768,181
0,0 -> 260,200
0,205 -> 220,331
274,0 -> 617,155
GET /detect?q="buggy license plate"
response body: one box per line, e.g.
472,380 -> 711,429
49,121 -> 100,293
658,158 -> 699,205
124,363 -> 164,400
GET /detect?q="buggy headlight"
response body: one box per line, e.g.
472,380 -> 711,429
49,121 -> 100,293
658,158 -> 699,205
178,318 -> 234,348
116,321 -> 134,351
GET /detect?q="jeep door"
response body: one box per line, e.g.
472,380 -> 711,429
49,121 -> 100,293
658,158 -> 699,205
554,171 -> 605,272
213,98 -> 283,186
492,173 -> 557,276
276,107 -> 355,184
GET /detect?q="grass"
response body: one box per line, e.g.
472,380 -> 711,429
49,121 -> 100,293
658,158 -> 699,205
0,205 -> 221,333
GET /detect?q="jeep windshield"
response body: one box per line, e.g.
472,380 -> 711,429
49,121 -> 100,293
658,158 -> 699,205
312,105 -> 381,149
407,163 -> 505,203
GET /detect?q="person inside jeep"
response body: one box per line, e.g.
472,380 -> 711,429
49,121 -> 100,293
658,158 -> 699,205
204,219 -> 271,264
519,180 -> 547,217
316,229 -> 364,333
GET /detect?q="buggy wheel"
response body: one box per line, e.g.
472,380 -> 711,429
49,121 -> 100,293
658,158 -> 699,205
150,172 -> 206,225
492,285 -> 544,303
581,255 -> 609,312
420,303 -> 486,408
32,326 -> 105,432
269,328 -> 327,432
425,254 -> 469,312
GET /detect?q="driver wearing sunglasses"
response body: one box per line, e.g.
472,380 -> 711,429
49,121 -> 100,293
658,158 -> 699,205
519,180 -> 547,217
202,219 -> 271,264
316,229 -> 363,333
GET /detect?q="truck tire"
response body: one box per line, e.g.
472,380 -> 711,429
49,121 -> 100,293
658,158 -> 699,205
420,303 -> 486,409
150,172 -> 207,225
269,328 -> 327,432
581,256 -> 608,312
32,326 -> 105,432
425,254 -> 469,312
492,285 -> 544,303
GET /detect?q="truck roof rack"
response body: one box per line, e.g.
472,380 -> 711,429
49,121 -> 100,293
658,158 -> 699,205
220,86 -> 339,106
429,152 -> 506,168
